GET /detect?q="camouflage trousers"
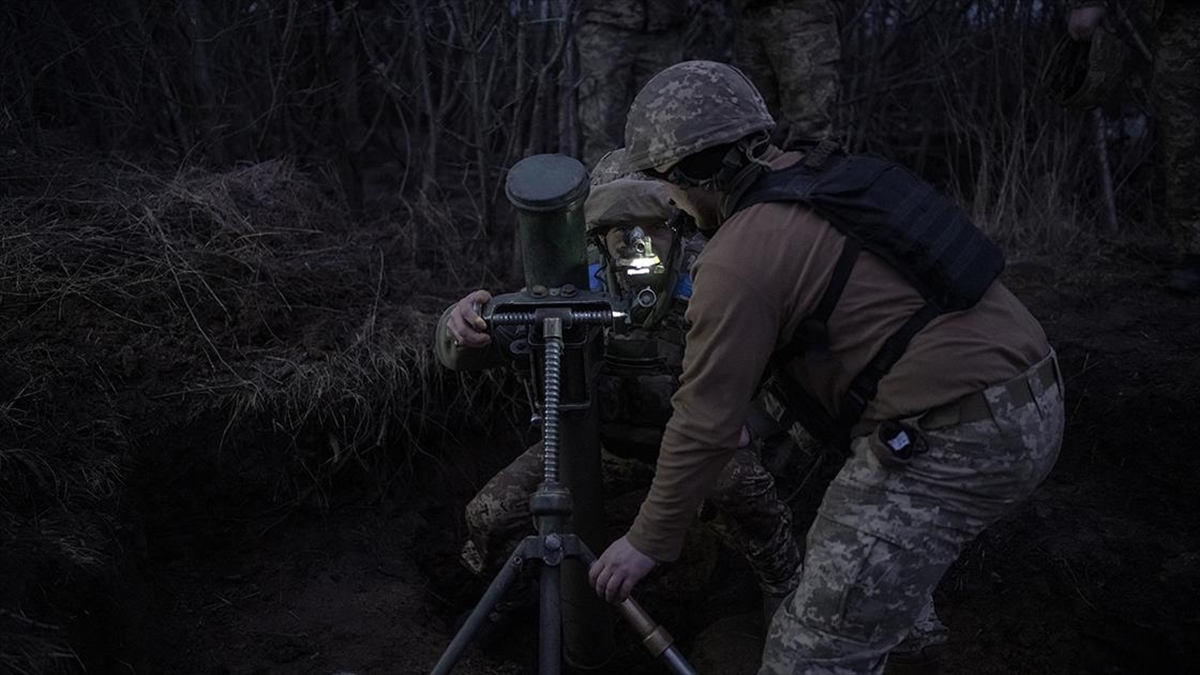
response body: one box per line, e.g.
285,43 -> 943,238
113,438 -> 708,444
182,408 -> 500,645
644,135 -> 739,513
761,352 -> 1065,674
462,442 -> 803,597
735,0 -> 841,147
1154,4 -> 1200,253
577,22 -> 684,169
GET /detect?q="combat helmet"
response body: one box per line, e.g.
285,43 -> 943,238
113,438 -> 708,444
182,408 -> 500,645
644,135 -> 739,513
622,61 -> 775,176
589,148 -> 641,190
585,148 -> 666,233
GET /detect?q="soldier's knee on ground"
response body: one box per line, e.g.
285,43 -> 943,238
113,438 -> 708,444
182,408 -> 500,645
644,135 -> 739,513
463,494 -> 491,535
705,444 -> 753,502
708,445 -> 774,510
459,540 -> 487,576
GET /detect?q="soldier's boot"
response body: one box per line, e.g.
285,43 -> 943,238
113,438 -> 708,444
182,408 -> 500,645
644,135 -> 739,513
884,602 -> 948,675
1166,253 -> 1200,295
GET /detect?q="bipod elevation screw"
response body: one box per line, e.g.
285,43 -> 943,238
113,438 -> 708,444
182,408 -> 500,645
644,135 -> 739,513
430,310 -> 696,675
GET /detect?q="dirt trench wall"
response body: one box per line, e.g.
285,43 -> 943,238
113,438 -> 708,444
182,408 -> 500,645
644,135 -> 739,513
0,150 -> 489,673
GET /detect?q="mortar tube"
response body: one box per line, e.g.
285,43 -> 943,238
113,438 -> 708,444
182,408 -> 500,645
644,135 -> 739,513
506,154 -> 590,291
506,154 -> 613,669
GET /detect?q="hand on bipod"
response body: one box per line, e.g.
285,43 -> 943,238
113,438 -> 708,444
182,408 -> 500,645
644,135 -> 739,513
446,289 -> 492,348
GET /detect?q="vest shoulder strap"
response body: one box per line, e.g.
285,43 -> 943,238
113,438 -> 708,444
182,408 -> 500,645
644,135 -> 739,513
736,151 -> 1005,441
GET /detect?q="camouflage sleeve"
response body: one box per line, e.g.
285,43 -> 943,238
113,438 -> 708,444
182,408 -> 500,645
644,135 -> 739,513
433,303 -> 508,372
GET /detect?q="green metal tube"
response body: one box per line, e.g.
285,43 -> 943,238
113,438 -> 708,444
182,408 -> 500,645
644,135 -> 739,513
506,154 -> 613,669
506,154 -> 590,290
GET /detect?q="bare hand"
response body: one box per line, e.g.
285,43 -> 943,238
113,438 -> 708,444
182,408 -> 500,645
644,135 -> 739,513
1068,6 -> 1108,41
589,535 -> 656,604
445,290 -> 492,349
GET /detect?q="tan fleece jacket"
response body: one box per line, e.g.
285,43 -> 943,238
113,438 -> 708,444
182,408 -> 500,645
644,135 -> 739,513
626,152 -> 1049,561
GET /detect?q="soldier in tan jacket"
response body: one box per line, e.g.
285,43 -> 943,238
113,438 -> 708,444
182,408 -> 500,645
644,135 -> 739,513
588,61 -> 1064,674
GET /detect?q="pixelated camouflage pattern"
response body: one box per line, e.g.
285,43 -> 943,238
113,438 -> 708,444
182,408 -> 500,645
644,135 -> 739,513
580,0 -> 690,33
705,444 -> 803,596
461,302 -> 801,595
622,60 -> 775,173
734,0 -> 841,145
1153,2 -> 1200,252
590,149 -> 632,188
760,354 -> 1064,674
460,445 -> 654,575
578,22 -> 685,169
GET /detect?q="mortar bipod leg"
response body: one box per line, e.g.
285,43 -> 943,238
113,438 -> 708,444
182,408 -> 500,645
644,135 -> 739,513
429,538 -> 531,675
577,544 -> 698,675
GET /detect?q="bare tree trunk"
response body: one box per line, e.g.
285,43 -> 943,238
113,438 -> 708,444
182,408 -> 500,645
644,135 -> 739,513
458,0 -> 493,235
556,0 -> 579,158
409,0 -> 439,191
503,1 -> 532,176
120,0 -> 189,157
184,0 -> 227,164
509,1 -> 533,282
331,3 -> 365,220
522,0 -> 550,157
1092,108 -> 1119,234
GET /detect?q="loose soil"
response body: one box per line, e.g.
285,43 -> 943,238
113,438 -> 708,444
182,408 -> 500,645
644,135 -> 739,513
144,243 -> 1200,675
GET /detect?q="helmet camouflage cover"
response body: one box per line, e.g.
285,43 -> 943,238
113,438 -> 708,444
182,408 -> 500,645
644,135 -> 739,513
622,60 -> 775,174
590,148 -> 638,188
586,149 -> 674,233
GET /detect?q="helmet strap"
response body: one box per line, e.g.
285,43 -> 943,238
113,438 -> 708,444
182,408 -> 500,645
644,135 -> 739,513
718,162 -> 769,223
707,130 -> 772,192
710,131 -> 773,222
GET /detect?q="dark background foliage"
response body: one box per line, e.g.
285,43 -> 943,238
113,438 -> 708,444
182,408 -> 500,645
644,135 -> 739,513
1,2 -> 1189,674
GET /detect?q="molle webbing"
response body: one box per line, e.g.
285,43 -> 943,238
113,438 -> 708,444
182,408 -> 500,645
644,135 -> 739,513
733,153 -> 1003,311
733,151 -> 1005,446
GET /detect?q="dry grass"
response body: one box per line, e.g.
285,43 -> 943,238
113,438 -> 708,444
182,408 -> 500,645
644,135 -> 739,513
0,3 -> 1171,671
0,607 -> 82,675
0,148 -> 518,674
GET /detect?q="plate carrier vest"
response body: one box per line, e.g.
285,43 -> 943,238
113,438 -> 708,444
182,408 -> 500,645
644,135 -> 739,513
727,143 -> 1006,449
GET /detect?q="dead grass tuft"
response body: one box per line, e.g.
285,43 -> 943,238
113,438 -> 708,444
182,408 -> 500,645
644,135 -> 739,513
0,148 -> 515,673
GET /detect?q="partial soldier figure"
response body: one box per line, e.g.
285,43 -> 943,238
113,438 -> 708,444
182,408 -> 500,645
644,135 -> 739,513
434,150 -> 803,638
588,61 -> 1064,675
1066,0 -> 1200,293
577,1 -> 690,169
734,0 -> 842,147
